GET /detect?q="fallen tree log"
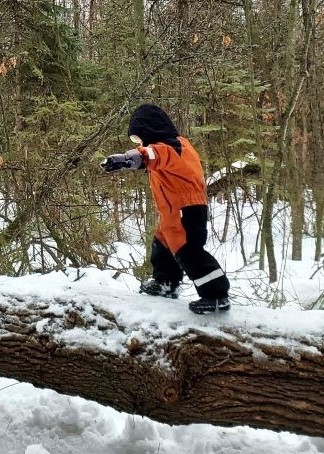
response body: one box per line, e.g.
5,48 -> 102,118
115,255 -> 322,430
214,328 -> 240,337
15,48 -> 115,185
0,293 -> 323,437
207,163 -> 261,198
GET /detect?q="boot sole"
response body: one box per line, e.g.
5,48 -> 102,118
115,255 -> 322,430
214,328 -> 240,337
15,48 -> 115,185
189,304 -> 231,314
189,308 -> 216,314
139,290 -> 179,299
189,304 -> 216,314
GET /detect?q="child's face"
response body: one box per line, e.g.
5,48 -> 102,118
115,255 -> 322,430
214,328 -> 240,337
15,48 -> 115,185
130,135 -> 143,146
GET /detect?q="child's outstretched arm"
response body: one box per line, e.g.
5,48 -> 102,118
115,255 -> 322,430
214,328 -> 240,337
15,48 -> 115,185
101,149 -> 143,172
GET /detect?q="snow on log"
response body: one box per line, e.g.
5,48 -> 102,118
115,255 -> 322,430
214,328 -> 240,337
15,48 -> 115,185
0,291 -> 323,437
206,163 -> 261,197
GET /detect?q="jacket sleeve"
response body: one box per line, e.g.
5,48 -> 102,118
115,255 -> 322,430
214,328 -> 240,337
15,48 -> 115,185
137,144 -> 176,171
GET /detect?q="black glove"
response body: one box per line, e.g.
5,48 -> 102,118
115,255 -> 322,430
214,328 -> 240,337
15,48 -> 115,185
100,154 -> 131,172
101,150 -> 143,172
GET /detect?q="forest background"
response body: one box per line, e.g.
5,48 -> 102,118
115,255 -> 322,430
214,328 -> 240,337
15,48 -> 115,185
0,0 -> 323,305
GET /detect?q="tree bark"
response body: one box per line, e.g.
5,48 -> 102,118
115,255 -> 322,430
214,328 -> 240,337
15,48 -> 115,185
304,0 -> 324,261
133,0 -> 146,63
0,296 -> 323,437
176,0 -> 190,135
285,0 -> 304,261
72,0 -> 80,38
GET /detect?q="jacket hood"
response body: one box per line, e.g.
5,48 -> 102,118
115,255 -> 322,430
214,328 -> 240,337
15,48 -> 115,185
128,104 -> 180,147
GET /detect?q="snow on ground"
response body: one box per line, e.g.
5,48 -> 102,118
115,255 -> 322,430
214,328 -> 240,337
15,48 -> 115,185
1,375 -> 323,454
0,376 -> 323,454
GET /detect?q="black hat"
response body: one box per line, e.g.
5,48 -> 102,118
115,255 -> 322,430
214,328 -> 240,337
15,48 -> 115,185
128,104 -> 179,147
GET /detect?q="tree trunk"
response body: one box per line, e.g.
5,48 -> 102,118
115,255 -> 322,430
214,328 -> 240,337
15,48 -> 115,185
176,0 -> 190,135
133,0 -> 146,63
314,194 -> 323,261
285,0 -> 304,261
0,296 -> 323,437
304,0 -> 324,261
13,3 -> 23,134
72,0 -> 80,38
289,118 -> 304,261
260,0 -> 313,282
243,0 -> 265,268
221,196 -> 231,243
291,192 -> 304,260
88,0 -> 96,59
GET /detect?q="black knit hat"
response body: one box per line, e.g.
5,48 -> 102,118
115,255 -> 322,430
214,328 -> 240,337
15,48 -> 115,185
128,104 -> 180,147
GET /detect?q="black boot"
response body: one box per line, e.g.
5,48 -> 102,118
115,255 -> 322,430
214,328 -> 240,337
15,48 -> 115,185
189,297 -> 230,314
217,297 -> 231,311
140,279 -> 180,299
189,298 -> 216,314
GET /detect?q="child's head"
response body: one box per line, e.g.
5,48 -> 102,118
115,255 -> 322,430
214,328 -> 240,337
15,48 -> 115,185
128,104 -> 179,146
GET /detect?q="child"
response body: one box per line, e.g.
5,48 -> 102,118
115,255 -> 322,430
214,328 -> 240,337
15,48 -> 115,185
101,104 -> 230,314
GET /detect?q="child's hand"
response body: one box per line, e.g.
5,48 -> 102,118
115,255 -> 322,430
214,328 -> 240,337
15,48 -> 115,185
100,154 -> 131,172
100,150 -> 143,172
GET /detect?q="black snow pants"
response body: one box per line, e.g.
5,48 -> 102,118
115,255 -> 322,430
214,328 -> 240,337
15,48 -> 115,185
151,205 -> 230,299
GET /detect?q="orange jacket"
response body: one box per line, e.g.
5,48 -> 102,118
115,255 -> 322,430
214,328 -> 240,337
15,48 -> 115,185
138,137 -> 207,253
138,137 -> 207,213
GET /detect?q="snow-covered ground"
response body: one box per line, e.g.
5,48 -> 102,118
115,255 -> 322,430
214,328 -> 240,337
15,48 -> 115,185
0,198 -> 323,453
1,375 -> 324,454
